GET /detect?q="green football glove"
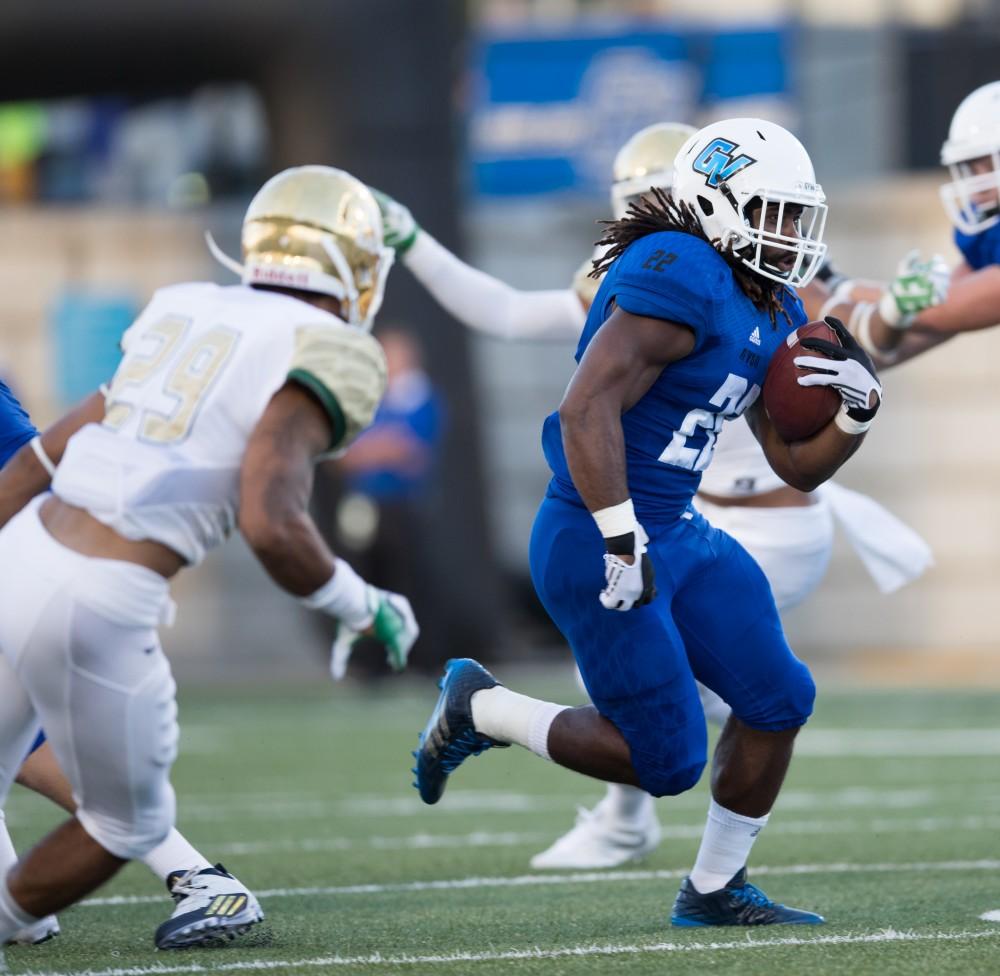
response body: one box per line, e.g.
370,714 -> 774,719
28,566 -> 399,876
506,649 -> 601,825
330,585 -> 419,680
878,249 -> 951,329
371,188 -> 419,257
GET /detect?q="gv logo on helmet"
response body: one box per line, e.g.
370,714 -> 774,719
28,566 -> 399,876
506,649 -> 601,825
692,138 -> 757,188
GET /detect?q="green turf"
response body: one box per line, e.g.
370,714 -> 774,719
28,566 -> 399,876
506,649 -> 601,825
5,672 -> 1000,976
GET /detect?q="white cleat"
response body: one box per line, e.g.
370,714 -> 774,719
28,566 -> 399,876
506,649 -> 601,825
155,864 -> 264,949
530,798 -> 662,870
6,914 -> 59,945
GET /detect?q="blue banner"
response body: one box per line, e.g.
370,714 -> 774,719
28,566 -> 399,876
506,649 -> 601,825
468,20 -> 792,197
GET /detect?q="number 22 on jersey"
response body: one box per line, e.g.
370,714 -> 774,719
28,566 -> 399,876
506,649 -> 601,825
104,316 -> 240,445
658,373 -> 759,472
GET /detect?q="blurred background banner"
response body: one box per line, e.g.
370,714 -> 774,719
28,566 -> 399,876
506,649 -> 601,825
469,21 -> 790,198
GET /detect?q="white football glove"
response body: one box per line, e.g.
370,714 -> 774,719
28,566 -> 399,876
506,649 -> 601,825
794,316 -> 882,423
370,188 -> 419,257
878,249 -> 951,329
599,525 -> 657,612
330,585 -> 419,681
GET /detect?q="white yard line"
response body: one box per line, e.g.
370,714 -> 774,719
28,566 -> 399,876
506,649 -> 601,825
78,858 -> 1000,907
18,928 -> 1000,976
206,812 -> 1000,857
981,910 -> 1000,922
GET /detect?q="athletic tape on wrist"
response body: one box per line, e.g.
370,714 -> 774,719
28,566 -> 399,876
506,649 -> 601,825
818,279 -> 857,321
592,499 -> 638,539
834,404 -> 873,436
878,289 -> 913,331
300,558 -> 371,627
29,436 -> 56,478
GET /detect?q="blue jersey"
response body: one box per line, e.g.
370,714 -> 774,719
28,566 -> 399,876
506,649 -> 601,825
0,380 -> 36,468
954,222 -> 1000,271
541,231 -> 806,522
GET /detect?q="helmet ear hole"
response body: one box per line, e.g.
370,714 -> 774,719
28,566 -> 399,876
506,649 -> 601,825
696,195 -> 714,217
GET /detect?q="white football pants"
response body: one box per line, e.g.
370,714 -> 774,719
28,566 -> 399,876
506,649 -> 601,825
0,499 -> 178,860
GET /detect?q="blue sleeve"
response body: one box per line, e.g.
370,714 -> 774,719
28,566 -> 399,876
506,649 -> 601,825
0,381 -> 37,469
606,233 -> 731,347
954,225 -> 1000,271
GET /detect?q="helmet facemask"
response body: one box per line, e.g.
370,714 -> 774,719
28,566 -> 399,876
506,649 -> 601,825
940,152 -> 1000,235
729,188 -> 828,288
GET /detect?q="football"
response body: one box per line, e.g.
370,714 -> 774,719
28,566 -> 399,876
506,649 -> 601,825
763,320 -> 842,442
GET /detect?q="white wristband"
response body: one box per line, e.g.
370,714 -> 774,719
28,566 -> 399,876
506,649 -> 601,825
29,436 -> 56,478
878,289 -> 913,331
834,403 -> 874,436
818,279 -> 857,321
592,499 -> 638,539
300,558 -> 372,630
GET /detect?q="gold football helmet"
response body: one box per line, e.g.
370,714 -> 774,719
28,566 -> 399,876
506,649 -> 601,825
611,122 -> 697,218
208,165 -> 393,330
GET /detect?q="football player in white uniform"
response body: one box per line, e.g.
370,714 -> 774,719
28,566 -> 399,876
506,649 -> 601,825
375,122 -> 937,871
0,165 -> 418,948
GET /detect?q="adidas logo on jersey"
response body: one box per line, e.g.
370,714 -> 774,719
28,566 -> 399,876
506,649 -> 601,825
748,326 -> 761,346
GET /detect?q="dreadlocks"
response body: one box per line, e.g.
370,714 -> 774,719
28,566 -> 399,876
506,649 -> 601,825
590,186 -> 794,328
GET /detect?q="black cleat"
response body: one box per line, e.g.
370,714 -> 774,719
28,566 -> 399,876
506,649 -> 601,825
671,867 -> 825,927
413,658 -> 508,805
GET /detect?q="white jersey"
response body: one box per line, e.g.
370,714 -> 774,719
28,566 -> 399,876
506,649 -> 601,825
697,416 -> 785,498
53,282 -> 386,565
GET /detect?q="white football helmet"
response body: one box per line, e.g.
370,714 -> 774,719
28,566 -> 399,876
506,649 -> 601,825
611,122 -> 697,218
208,165 -> 394,330
671,118 -> 827,288
940,81 -> 1000,235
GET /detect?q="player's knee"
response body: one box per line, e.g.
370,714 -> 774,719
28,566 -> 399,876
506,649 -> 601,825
76,789 -> 176,861
759,660 -> 816,730
638,756 -> 706,798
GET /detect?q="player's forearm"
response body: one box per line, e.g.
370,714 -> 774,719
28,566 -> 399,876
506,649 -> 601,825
0,391 -> 105,528
243,506 -> 336,597
781,421 -> 864,490
910,266 -> 1000,333
404,232 -> 585,341
752,406 -> 862,492
559,397 -> 630,512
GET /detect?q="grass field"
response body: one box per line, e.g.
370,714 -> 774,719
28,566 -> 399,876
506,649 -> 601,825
4,669 -> 1000,976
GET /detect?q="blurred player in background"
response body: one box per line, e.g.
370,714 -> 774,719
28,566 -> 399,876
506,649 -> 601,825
376,122 -> 935,873
0,166 -> 417,949
805,81 -> 1000,365
413,118 -> 884,926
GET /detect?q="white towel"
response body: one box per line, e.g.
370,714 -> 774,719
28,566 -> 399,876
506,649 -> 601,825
818,481 -> 934,593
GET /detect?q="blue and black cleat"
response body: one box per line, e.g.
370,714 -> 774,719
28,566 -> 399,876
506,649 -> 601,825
413,657 -> 508,805
671,867 -> 825,927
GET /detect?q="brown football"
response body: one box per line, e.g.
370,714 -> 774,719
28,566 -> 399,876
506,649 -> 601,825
763,320 -> 842,442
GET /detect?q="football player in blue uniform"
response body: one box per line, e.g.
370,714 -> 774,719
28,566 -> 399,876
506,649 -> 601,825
414,118 -> 883,926
816,81 -> 1000,364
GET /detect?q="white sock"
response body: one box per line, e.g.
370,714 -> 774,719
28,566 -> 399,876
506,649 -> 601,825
689,799 -> 769,894
0,875 -> 39,943
140,829 -> 213,884
0,812 -> 18,880
602,783 -> 654,823
470,687 -> 566,761
697,683 -> 732,728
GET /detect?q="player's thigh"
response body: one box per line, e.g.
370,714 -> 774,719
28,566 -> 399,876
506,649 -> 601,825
673,526 -> 815,731
17,581 -> 178,857
0,651 -> 41,809
696,498 -> 834,611
530,496 -> 707,793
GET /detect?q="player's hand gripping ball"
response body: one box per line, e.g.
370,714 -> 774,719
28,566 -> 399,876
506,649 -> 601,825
763,320 -> 843,441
